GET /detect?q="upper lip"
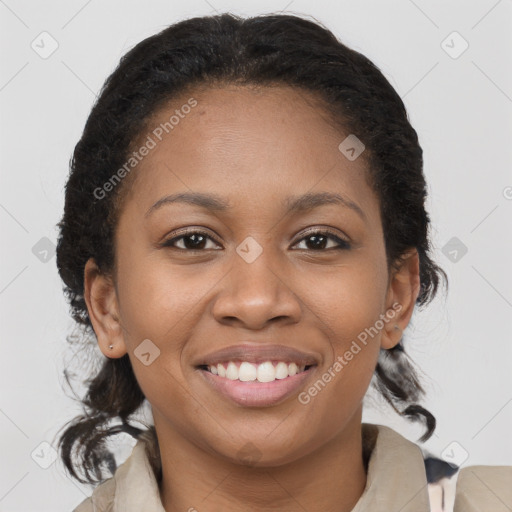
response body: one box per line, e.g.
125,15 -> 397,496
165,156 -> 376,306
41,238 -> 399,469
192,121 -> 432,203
194,343 -> 319,367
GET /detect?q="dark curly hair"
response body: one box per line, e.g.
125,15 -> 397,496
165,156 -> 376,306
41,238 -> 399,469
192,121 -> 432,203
54,12 -> 448,486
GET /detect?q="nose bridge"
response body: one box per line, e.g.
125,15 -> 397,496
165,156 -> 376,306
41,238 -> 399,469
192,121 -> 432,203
211,238 -> 301,327
233,244 -> 280,297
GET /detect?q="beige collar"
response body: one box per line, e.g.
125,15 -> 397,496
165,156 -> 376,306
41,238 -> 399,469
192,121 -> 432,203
351,424 -> 430,511
85,423 -> 430,511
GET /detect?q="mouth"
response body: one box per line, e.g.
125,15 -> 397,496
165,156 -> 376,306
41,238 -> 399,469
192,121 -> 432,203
196,360 -> 318,407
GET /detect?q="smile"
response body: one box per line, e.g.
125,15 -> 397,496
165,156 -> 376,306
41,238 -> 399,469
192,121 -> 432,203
198,361 -> 317,407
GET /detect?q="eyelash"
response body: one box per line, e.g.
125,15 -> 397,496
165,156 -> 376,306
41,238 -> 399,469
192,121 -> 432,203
161,228 -> 351,252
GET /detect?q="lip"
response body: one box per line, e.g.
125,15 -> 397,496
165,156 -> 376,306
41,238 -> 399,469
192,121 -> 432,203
194,343 -> 319,367
198,364 -> 317,407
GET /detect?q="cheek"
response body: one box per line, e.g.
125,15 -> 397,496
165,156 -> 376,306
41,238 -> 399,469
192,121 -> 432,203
299,278 -> 383,434
116,258 -> 202,416
304,254 -> 388,342
117,251 -> 209,340
299,253 -> 386,402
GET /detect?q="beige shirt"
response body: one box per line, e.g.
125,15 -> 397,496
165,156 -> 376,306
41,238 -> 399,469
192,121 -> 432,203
72,423 -> 512,512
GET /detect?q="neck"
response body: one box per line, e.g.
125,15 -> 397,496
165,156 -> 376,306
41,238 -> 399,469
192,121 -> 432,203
154,410 -> 368,512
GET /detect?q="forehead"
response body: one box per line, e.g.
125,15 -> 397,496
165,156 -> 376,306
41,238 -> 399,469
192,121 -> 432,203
121,84 -> 379,223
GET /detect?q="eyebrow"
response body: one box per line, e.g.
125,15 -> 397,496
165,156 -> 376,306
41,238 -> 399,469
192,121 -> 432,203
145,192 -> 230,218
285,192 -> 366,221
145,191 -> 366,221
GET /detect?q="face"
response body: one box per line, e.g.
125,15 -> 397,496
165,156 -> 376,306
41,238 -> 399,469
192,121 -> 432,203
85,84 -> 419,466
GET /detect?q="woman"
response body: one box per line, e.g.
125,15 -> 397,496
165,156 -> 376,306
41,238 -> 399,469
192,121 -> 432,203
54,12 -> 511,512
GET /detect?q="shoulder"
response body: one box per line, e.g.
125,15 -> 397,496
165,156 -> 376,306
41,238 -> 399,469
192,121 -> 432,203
71,430 -> 163,512
423,453 -> 511,511
453,465 -> 512,511
72,477 -> 116,512
364,424 -> 512,512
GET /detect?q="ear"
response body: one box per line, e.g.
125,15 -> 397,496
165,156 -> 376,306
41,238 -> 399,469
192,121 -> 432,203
381,248 -> 421,350
83,257 -> 128,358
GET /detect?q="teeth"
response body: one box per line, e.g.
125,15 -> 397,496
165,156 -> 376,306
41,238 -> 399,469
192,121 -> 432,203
256,361 -> 275,382
207,361 -> 308,381
275,362 -> 289,379
239,361 -> 257,381
226,362 -> 238,380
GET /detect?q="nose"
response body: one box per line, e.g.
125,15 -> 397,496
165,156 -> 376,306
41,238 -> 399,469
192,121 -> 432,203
211,249 -> 302,330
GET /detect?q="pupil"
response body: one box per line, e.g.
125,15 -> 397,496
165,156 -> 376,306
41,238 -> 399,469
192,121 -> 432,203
307,235 -> 326,250
186,234 -> 205,249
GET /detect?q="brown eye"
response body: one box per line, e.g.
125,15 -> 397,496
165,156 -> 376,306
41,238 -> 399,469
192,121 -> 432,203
162,231 -> 221,251
293,230 -> 351,251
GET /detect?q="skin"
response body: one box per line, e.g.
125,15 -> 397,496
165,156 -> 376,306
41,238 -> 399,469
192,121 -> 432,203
84,84 -> 420,512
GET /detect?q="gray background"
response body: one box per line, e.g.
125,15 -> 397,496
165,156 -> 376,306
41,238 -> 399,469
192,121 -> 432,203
1,0 -> 511,510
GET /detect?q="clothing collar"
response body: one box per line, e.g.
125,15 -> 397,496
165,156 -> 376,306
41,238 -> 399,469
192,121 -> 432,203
97,423 -> 430,511
351,424 -> 430,511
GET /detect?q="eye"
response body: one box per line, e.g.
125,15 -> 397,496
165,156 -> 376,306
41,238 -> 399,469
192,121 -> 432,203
292,229 -> 351,251
161,230 -> 221,251
161,228 -> 351,252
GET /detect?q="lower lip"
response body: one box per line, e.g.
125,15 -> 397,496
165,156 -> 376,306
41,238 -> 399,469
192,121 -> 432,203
198,366 -> 317,407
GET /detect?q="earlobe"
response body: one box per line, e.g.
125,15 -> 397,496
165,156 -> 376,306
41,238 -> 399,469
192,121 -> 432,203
83,258 -> 128,358
381,248 -> 421,350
